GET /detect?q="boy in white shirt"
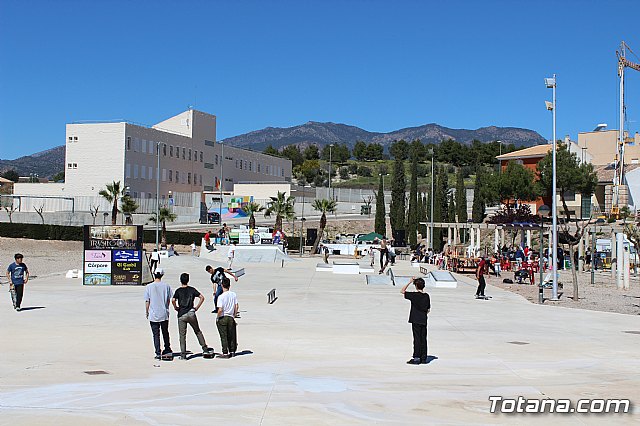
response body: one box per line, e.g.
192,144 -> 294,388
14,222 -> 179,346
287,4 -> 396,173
216,277 -> 239,358
227,242 -> 236,269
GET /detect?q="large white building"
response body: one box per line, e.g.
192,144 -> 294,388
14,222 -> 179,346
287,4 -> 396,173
60,109 -> 291,200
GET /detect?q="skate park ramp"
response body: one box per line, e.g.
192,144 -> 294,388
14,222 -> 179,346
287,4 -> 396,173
427,271 -> 458,288
366,268 -> 413,286
199,244 -> 295,264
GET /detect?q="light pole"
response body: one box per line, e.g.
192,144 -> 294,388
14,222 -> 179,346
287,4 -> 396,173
155,141 -> 165,251
545,75 -> 559,300
429,148 -> 435,248
591,218 -> 605,284
537,204 -> 550,304
299,184 -> 310,257
219,141 -> 224,223
328,144 -> 334,200
497,140 -> 504,174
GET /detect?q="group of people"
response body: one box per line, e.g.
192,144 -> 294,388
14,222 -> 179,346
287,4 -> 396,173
144,264 -> 240,360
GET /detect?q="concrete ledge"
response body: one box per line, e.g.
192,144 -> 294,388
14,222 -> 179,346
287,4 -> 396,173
427,271 -> 458,288
316,263 -> 333,272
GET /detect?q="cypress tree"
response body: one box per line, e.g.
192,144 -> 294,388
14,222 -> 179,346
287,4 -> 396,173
374,173 -> 386,236
407,150 -> 419,245
472,167 -> 486,223
433,166 -> 448,250
389,157 -> 406,237
456,172 -> 467,223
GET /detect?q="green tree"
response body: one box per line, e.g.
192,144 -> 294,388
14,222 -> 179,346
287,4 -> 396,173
339,166 -> 350,180
499,161 -> 539,207
148,207 -> 177,247
389,140 -> 409,160
537,142 -> 598,301
263,144 -> 280,157
264,191 -> 296,231
455,172 -> 467,223
51,171 -> 65,182
120,195 -> 139,225
432,166 -> 448,250
472,168 -> 486,223
1,169 -> 19,182
303,145 -> 320,160
374,174 -> 386,236
353,141 -> 367,161
389,157 -> 406,236
407,147 -> 419,245
281,145 -> 304,167
99,181 -> 125,225
241,201 -> 264,229
356,165 -> 372,177
293,159 -> 321,183
311,198 -> 338,254
365,143 -> 384,160
321,143 -> 350,163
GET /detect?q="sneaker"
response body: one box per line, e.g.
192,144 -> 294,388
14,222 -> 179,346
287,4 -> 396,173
16,307 -> 21,311
218,353 -> 231,359
154,355 -> 161,360
406,359 -> 421,365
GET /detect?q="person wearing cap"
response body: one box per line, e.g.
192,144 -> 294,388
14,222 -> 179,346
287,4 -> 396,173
6,253 -> 29,311
144,268 -> 173,359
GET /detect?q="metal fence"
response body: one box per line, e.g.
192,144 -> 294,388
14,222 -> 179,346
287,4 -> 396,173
315,187 -> 391,204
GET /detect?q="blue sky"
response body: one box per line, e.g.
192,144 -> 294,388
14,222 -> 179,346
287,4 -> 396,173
1,0 -> 639,159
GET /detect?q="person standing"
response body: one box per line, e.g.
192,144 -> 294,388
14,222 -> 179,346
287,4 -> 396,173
475,256 -> 487,299
6,253 -> 28,311
204,230 -> 211,250
216,277 -> 239,358
227,242 -> 237,269
171,273 -> 212,360
320,244 -> 330,264
149,249 -> 160,273
401,277 -> 430,365
144,268 -> 173,359
206,265 -> 238,314
369,246 -> 375,267
190,241 -> 197,256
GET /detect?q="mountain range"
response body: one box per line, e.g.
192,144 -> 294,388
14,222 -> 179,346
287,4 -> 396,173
1,122 -> 545,178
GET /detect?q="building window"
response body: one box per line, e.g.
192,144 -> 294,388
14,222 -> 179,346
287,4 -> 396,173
126,137 -> 131,150
142,140 -> 147,154
163,144 -> 167,156
141,166 -> 146,180
204,162 -> 214,169
258,164 -> 261,173
281,168 -> 284,177
74,136 -> 78,142
134,165 -> 139,179
205,140 -> 215,147
170,145 -> 173,157
162,168 -> 167,182
199,175 -> 202,185
187,173 -> 191,184
176,171 -> 180,183
182,147 -> 186,159
133,191 -> 138,198
188,149 -> 192,161
169,170 -> 173,182
249,161 -> 252,171
67,163 -> 72,169
149,140 -> 154,154
194,173 -> 198,185
200,151 -> 203,162
194,150 -> 198,162
126,163 -> 131,178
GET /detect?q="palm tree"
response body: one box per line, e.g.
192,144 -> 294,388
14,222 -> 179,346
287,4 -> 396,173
311,198 -> 337,254
120,195 -> 139,225
99,181 -> 125,225
242,201 -> 264,229
149,207 -> 178,247
264,191 -> 295,231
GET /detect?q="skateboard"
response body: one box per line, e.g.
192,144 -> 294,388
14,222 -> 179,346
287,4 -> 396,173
475,295 -> 492,300
203,348 -> 215,359
9,286 -> 17,309
161,352 -> 174,361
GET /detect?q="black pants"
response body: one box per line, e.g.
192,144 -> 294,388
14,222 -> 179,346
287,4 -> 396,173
379,249 -> 389,270
411,323 -> 428,361
150,320 -> 171,356
476,275 -> 486,297
12,284 -> 24,308
150,259 -> 158,273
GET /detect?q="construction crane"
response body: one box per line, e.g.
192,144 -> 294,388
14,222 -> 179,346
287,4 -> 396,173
612,41 -> 640,219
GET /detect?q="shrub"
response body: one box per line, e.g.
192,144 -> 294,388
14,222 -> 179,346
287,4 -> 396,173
357,165 -> 373,177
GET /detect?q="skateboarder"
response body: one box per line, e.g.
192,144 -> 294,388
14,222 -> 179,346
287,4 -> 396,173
205,265 -> 238,313
172,273 -> 212,360
401,277 -> 430,365
216,277 -> 239,358
149,249 -> 160,273
475,256 -> 487,299
378,239 -> 390,274
144,268 -> 173,359
6,253 -> 29,311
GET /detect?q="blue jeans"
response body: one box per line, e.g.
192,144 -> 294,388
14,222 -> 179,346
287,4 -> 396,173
214,285 -> 223,311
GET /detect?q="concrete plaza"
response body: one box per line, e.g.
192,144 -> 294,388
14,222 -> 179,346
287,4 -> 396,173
1,254 -> 639,425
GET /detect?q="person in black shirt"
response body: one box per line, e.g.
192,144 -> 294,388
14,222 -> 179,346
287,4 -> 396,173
171,273 -> 212,360
401,277 -> 431,365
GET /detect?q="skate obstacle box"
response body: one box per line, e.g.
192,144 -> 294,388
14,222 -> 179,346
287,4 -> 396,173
315,263 -> 333,272
332,260 -> 360,275
427,271 -> 458,288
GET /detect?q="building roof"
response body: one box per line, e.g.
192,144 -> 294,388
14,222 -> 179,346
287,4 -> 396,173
594,164 -> 640,183
496,144 -> 551,160
0,177 -> 14,184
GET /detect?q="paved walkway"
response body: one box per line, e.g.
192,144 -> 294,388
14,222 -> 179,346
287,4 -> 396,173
0,255 -> 639,425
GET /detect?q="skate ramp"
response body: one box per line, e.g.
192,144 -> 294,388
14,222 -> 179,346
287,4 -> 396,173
366,274 -> 393,285
199,243 -> 294,264
427,271 -> 458,288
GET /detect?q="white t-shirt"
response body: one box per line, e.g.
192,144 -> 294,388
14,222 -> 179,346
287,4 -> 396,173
216,290 -> 237,317
150,252 -> 160,261
144,280 -> 172,322
228,246 -> 235,258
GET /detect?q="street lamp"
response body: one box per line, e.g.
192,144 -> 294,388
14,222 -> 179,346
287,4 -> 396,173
591,218 -> 606,284
328,144 -> 335,199
155,141 -> 165,251
299,184 -> 311,257
219,140 -> 224,225
428,148 -> 435,248
537,204 -> 550,304
545,74 -> 559,300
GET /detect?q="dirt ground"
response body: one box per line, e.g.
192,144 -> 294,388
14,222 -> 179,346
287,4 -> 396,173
485,268 -> 640,316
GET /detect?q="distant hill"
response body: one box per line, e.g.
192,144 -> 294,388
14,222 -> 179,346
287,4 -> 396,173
0,121 -> 546,179
0,146 -> 65,179
221,122 -> 546,151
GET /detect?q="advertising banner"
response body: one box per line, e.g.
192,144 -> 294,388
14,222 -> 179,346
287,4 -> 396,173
83,225 -> 144,286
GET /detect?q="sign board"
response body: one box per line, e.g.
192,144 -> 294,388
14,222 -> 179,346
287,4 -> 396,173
83,225 -> 144,285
